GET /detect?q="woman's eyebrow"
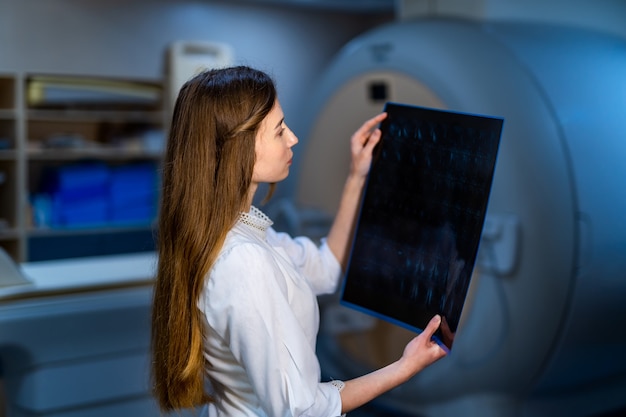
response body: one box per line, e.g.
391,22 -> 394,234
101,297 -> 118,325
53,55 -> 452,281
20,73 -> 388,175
275,117 -> 284,130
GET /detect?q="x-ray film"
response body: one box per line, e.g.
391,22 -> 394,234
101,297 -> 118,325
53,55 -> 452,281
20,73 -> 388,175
340,102 -> 503,351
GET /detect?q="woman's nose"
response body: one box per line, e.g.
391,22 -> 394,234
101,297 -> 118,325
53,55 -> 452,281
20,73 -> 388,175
288,128 -> 298,146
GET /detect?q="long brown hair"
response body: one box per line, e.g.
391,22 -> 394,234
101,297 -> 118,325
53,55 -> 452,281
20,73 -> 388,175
151,66 -> 277,410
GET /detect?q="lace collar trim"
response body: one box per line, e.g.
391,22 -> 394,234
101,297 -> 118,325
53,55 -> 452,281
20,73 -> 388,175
238,205 -> 273,233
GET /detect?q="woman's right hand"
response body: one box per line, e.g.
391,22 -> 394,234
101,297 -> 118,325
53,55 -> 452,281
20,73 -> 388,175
348,112 -> 387,180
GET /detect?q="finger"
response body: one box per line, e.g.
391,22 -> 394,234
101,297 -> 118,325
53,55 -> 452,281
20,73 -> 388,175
356,112 -> 387,137
363,128 -> 382,152
422,314 -> 442,339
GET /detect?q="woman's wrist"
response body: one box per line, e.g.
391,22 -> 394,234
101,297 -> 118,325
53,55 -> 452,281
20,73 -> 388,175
344,172 -> 366,191
391,357 -> 419,384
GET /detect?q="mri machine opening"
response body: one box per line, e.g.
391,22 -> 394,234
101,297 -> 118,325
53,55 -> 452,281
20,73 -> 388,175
293,18 -> 626,417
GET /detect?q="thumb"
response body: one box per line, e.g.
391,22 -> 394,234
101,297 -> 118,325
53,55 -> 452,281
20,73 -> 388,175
422,314 -> 442,339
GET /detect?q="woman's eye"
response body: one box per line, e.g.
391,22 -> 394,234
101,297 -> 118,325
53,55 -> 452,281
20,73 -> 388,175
278,128 -> 285,137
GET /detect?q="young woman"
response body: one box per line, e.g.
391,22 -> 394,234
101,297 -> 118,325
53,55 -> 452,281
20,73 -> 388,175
151,65 -> 447,416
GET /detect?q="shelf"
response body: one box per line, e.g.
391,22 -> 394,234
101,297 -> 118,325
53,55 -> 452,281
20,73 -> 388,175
0,109 -> 17,119
27,228 -> 156,261
26,224 -> 154,237
0,150 -> 18,160
26,148 -> 162,161
0,228 -> 21,239
27,109 -> 164,123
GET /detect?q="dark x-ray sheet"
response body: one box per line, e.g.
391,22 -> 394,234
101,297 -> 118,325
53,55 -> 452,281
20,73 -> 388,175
340,102 -> 503,351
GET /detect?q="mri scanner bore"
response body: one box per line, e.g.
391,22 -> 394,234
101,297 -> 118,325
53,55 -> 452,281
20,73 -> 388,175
295,18 -> 626,417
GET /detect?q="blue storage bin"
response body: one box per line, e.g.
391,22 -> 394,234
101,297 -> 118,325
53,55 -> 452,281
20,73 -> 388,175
52,196 -> 109,228
109,163 -> 157,208
34,162 -> 158,229
43,163 -> 110,202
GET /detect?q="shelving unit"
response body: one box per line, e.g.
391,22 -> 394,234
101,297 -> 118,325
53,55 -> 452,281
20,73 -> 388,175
0,73 -> 166,262
0,73 -> 22,261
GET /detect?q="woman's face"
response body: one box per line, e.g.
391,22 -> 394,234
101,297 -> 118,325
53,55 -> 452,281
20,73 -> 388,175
252,100 -> 298,184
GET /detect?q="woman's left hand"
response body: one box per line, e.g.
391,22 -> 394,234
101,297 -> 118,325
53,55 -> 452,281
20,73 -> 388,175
399,314 -> 448,376
349,112 -> 387,178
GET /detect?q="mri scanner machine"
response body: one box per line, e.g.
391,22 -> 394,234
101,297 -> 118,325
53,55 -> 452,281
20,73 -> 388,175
0,16 -> 625,417
294,17 -> 626,417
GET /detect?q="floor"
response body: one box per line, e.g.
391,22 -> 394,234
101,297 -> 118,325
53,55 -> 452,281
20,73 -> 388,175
348,402 -> 626,417
349,402 -> 422,417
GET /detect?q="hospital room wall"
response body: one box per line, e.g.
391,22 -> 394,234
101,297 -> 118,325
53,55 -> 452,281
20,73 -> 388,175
398,0 -> 626,39
0,0 -> 624,204
0,0 -> 392,188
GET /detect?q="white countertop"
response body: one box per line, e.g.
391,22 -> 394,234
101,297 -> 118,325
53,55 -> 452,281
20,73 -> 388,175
0,251 -> 157,300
